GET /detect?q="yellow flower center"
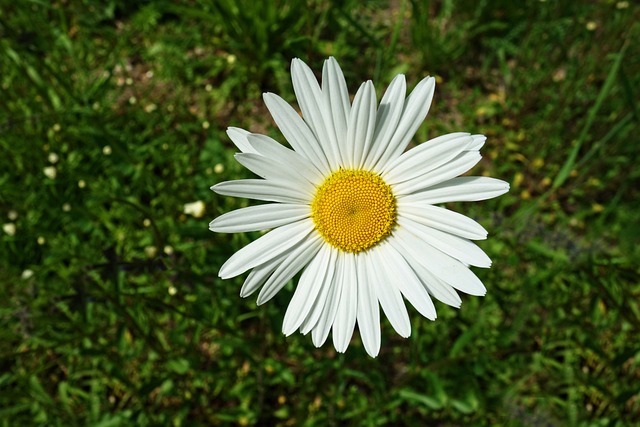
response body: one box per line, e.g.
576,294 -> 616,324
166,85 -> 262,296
311,169 -> 396,253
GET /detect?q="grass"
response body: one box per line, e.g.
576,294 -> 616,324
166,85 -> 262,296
1,0 -> 639,425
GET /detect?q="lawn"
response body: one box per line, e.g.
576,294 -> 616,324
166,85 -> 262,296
1,0 -> 639,425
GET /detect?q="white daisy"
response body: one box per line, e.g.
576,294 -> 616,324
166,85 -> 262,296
210,57 -> 509,357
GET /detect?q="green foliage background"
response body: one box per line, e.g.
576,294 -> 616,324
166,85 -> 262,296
1,0 -> 639,425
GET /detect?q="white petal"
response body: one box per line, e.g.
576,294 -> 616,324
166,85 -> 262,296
332,252 -> 358,353
389,235 -> 462,308
394,227 -> 487,297
411,259 -> 463,307
247,134 -> 325,185
209,203 -> 309,233
398,216 -> 492,268
369,247 -> 411,338
356,253 -> 381,357
364,74 -> 406,170
311,253 -> 344,347
240,260 -> 278,297
321,57 -> 351,166
401,176 -> 510,204
397,202 -> 488,240
263,92 -> 331,173
467,134 -> 487,151
373,76 -> 436,170
392,150 -> 482,196
378,240 -> 436,320
282,244 -> 334,336
235,153 -> 315,192
346,81 -> 376,169
382,132 -> 471,183
227,127 -> 258,154
211,179 -> 312,204
256,234 -> 322,305
390,230 -> 462,307
300,248 -> 339,334
291,58 -> 339,169
218,219 -> 313,279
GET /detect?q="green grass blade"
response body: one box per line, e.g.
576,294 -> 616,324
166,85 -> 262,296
552,42 -> 628,190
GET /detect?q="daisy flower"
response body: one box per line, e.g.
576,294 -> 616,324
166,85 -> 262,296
210,57 -> 509,357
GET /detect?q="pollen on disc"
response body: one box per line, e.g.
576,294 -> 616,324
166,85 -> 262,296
311,169 -> 396,253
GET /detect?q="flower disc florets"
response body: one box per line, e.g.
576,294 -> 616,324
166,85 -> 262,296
311,169 -> 396,253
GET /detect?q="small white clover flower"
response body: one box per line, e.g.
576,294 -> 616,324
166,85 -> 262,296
48,152 -> 59,164
144,245 -> 158,258
210,58 -> 509,357
184,201 -> 206,218
43,166 -> 57,180
3,223 -> 16,236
